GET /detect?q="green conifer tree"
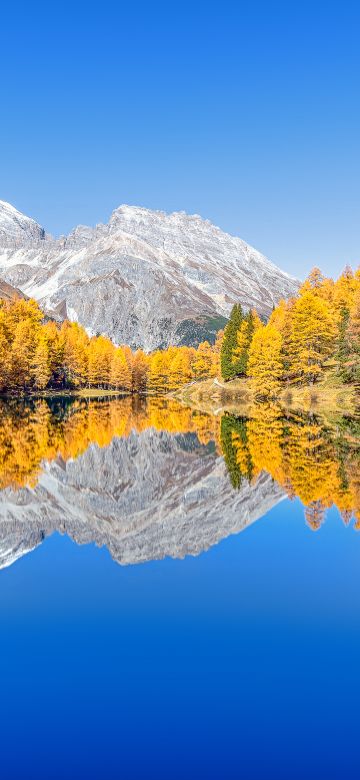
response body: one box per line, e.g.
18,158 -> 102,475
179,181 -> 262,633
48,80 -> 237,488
231,310 -> 257,376
336,306 -> 351,381
220,304 -> 244,380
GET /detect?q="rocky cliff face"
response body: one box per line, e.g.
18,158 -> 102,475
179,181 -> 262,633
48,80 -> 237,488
0,429 -> 284,570
0,278 -> 27,302
0,200 -> 45,245
0,200 -> 299,349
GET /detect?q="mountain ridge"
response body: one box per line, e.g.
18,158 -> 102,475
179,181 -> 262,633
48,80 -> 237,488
0,200 -> 299,349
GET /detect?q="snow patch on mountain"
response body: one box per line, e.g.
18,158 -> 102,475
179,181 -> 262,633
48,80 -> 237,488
0,200 -> 299,349
0,200 -> 46,244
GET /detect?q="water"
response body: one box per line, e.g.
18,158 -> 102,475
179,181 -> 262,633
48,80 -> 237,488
0,397 -> 359,779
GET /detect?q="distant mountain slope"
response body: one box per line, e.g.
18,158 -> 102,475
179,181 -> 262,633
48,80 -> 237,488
0,200 -> 299,349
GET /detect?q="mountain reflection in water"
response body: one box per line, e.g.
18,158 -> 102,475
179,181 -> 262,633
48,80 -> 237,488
0,396 -> 359,568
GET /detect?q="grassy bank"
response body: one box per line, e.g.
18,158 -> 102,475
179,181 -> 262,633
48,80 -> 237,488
279,375 -> 357,422
172,377 -> 253,415
173,374 -> 358,422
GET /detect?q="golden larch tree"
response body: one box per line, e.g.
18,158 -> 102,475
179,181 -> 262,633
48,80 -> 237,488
247,324 -> 283,399
110,347 -> 132,390
288,290 -> 336,383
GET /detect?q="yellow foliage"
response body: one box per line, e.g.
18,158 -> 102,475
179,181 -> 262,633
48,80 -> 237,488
288,290 -> 336,383
0,398 -> 220,490
247,324 -> 283,398
1,397 -> 358,534
1,264 -> 359,396
223,403 -> 360,529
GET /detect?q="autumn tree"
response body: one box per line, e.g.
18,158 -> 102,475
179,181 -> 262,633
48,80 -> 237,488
32,332 -> 51,389
0,306 -> 10,390
62,321 -> 89,387
247,324 -> 283,399
88,335 -> 114,387
288,291 -> 336,384
131,349 -> 149,393
299,267 -> 326,295
10,318 -> 39,389
43,321 -> 65,386
168,347 -> 193,389
148,351 -> 170,392
192,341 -> 213,380
211,329 -> 224,377
110,347 -> 132,390
0,265 -> 357,398
333,266 -> 356,313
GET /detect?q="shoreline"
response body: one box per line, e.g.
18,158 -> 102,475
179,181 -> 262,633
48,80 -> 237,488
172,376 -> 359,422
0,388 -> 137,400
0,378 -> 358,423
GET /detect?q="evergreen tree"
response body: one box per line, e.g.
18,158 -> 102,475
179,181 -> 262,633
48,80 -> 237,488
231,309 -> 261,376
336,306 -> 351,381
346,287 -> 360,382
220,304 -> 244,380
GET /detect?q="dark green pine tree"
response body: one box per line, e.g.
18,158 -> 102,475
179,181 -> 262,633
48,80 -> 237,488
336,306 -> 351,381
220,304 -> 244,380
232,309 -> 256,377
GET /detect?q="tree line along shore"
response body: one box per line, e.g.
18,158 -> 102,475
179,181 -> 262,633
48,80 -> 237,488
0,266 -> 359,399
0,396 -> 359,526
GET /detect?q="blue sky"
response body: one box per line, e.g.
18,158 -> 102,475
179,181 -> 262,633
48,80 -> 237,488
1,0 -> 359,278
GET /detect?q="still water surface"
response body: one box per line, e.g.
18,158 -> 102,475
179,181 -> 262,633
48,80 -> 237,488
0,397 -> 359,779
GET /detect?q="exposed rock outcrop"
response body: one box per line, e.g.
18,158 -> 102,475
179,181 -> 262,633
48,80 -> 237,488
0,200 -> 299,349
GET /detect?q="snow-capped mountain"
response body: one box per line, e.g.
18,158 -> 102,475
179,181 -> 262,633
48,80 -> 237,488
0,199 -> 45,244
0,200 -> 299,349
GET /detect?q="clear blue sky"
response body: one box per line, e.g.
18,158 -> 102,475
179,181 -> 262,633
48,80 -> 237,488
1,0 -> 359,279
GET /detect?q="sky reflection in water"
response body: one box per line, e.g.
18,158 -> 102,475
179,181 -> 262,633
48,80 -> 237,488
0,397 -> 359,780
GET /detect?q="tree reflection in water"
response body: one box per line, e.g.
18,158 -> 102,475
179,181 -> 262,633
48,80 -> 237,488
221,403 -> 360,529
0,396 -> 359,528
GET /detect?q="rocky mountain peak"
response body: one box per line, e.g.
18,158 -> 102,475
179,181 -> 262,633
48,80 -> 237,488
0,200 -> 46,246
0,199 -> 299,349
